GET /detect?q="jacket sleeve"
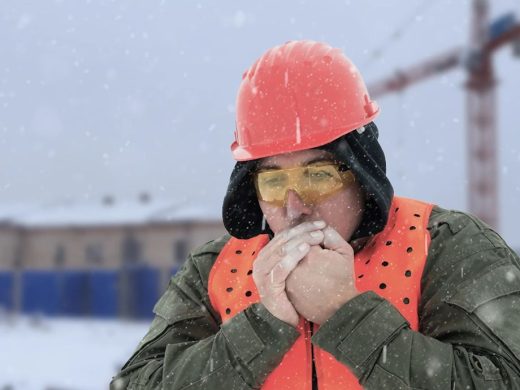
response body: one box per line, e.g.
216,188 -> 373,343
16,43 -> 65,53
110,237 -> 300,390
312,207 -> 520,389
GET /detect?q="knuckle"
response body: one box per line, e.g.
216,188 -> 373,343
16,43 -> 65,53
303,221 -> 314,229
281,257 -> 294,270
275,262 -> 287,276
279,230 -> 289,242
303,232 -> 313,241
289,226 -> 303,238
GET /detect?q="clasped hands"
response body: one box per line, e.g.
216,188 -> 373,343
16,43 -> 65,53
252,221 -> 359,327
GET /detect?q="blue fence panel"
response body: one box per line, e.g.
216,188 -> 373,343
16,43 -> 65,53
22,271 -> 61,316
18,267 -> 166,319
0,271 -> 13,310
127,265 -> 160,319
88,270 -> 119,318
60,271 -> 89,316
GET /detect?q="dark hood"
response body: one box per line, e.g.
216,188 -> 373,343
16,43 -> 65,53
222,121 -> 394,241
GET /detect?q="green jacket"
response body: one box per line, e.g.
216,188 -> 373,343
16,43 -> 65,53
110,205 -> 520,389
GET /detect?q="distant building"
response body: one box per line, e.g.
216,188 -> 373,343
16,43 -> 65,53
0,196 -> 225,271
0,195 -> 226,318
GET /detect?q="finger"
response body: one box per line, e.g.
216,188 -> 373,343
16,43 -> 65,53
282,220 -> 326,242
255,221 -> 326,272
256,230 -> 324,275
322,226 -> 353,256
255,220 -> 318,260
283,230 -> 324,254
270,242 -> 310,284
268,220 -> 326,251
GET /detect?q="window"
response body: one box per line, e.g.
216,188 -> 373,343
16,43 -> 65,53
54,245 -> 66,267
122,234 -> 142,264
86,243 -> 104,265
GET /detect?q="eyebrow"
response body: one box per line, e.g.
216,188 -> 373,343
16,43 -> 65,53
258,156 -> 334,170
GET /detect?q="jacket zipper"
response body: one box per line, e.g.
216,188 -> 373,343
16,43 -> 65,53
304,320 -> 318,389
310,322 -> 318,390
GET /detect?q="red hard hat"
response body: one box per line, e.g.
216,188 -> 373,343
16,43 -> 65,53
231,40 -> 379,161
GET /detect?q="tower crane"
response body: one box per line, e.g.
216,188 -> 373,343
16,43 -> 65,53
368,0 -> 520,230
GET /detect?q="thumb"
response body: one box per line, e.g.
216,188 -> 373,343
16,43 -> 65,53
322,226 -> 354,256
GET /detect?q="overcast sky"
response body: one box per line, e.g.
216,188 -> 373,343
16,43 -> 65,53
1,0 -> 519,246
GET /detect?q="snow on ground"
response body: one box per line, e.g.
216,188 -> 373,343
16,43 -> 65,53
1,313 -> 151,390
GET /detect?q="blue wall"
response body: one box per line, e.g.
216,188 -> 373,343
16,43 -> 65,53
1,267 -> 175,319
0,272 -> 14,310
89,270 -> 119,318
130,265 -> 160,319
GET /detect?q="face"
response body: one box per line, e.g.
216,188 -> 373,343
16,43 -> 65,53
256,149 -> 365,242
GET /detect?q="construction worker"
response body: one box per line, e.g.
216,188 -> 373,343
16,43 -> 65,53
111,40 -> 520,389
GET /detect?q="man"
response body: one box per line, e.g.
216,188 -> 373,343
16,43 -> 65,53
111,40 -> 520,389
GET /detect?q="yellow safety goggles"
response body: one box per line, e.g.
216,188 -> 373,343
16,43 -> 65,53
254,163 -> 355,206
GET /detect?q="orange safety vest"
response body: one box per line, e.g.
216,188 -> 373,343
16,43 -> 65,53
209,196 -> 434,389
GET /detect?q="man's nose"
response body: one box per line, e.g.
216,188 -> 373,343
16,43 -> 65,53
285,189 -> 313,220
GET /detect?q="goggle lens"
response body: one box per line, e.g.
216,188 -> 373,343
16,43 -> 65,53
255,164 -> 355,206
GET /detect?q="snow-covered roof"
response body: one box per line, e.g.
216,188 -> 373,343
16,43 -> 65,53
153,204 -> 222,223
0,204 -> 44,225
0,199 -> 221,228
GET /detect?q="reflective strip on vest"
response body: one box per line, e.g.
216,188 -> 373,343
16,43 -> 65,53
208,196 -> 434,389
